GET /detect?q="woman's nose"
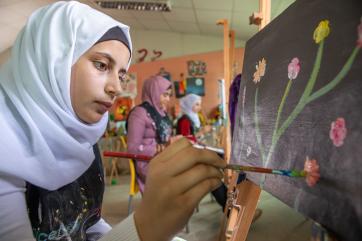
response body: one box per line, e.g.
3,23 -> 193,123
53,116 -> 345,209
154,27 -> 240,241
105,73 -> 121,98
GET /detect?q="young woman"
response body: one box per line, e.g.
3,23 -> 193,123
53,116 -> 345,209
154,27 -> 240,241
0,2 -> 225,241
126,75 -> 173,193
176,93 -> 211,142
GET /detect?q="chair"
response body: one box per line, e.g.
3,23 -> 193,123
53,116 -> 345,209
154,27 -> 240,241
120,135 -> 140,215
107,136 -> 120,185
127,158 -> 139,214
99,135 -> 118,185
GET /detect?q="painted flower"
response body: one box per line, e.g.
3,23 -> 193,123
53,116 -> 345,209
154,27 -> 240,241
313,20 -> 330,44
304,157 -> 320,187
357,17 -> 362,47
246,146 -> 252,157
288,57 -> 301,80
253,58 -> 266,84
329,117 -> 347,147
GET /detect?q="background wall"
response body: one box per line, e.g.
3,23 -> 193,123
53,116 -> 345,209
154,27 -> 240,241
128,47 -> 245,117
0,0 -> 249,59
0,0 -> 246,118
0,37 -> 244,119
0,28 -> 243,67
130,29 -> 245,64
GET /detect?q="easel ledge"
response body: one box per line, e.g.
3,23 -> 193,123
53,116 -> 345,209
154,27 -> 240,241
218,173 -> 261,241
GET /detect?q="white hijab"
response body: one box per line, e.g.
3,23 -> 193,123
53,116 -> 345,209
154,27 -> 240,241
0,1 -> 132,190
179,94 -> 201,128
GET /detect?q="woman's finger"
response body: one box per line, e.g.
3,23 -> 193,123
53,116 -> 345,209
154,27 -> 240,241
180,177 -> 222,209
160,145 -> 226,177
169,164 -> 223,194
152,137 -> 191,164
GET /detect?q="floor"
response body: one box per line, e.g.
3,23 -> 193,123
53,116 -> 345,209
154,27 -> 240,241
102,175 -> 313,241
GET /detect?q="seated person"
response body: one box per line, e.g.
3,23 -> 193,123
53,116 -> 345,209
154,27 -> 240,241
176,94 -> 211,142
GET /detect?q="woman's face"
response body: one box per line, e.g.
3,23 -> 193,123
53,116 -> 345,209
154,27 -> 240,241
192,100 -> 202,113
159,88 -> 172,110
70,40 -> 130,124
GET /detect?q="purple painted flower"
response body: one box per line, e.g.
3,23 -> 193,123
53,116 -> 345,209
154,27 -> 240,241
329,117 -> 347,147
357,17 -> 362,47
288,57 -> 300,80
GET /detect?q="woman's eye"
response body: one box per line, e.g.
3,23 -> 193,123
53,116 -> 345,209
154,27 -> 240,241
94,61 -> 108,71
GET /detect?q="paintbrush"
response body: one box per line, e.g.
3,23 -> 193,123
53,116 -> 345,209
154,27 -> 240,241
104,142 -> 320,187
103,143 -> 225,161
103,151 -> 153,161
192,144 -> 308,177
103,147 -> 306,178
225,164 -> 306,177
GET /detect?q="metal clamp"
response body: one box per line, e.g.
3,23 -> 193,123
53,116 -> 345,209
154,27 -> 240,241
226,188 -> 241,211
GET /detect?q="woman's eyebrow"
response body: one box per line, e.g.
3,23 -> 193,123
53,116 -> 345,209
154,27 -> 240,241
94,52 -> 115,65
94,52 -> 128,73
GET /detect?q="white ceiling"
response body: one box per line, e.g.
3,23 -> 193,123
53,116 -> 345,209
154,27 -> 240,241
0,0 -> 295,53
99,0 -> 295,40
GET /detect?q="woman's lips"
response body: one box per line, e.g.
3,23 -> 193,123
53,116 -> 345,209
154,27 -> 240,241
95,101 -> 113,113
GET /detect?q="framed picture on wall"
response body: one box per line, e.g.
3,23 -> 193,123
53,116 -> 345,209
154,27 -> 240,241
186,77 -> 205,96
174,81 -> 185,98
187,60 -> 207,76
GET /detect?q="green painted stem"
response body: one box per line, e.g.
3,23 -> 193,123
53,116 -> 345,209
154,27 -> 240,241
255,35 -> 360,171
307,47 -> 360,103
301,41 -> 325,99
271,79 -> 293,145
264,44 -> 360,168
254,88 -> 266,163
264,41 -> 324,167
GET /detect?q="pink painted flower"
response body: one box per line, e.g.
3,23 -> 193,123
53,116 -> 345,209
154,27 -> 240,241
304,157 -> 320,187
288,57 -> 301,80
357,17 -> 362,48
329,117 -> 347,147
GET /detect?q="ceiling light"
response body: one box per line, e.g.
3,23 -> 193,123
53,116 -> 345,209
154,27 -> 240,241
95,0 -> 171,12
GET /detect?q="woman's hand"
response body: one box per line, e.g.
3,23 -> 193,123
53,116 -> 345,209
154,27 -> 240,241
202,125 -> 212,133
156,135 -> 183,153
134,138 -> 226,241
156,144 -> 166,153
195,125 -> 212,139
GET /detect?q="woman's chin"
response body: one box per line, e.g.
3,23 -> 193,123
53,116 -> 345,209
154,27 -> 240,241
78,112 -> 103,124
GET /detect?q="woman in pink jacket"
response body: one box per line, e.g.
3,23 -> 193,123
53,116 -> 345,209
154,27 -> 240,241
127,75 -> 173,193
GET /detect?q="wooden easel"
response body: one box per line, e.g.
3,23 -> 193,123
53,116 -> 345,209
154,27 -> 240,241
217,1 -> 270,240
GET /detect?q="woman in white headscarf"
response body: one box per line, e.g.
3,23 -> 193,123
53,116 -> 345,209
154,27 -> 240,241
177,94 -> 211,142
0,2 -> 225,241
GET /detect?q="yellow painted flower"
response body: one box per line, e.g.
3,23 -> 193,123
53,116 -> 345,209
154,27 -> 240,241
313,20 -> 330,44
